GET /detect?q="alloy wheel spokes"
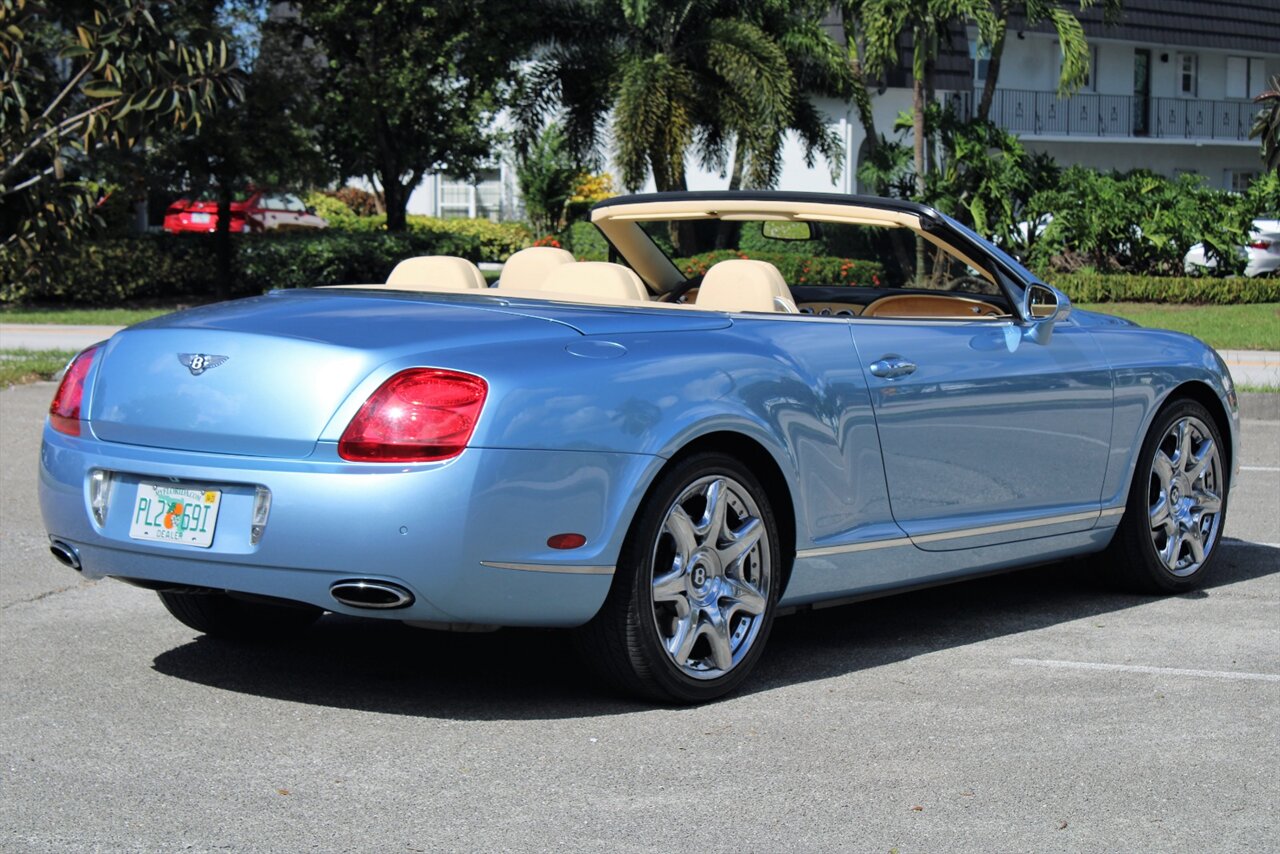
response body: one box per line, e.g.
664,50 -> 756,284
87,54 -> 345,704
1147,415 -> 1222,577
649,474 -> 771,680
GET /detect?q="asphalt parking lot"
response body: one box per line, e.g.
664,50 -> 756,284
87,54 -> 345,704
2,381 -> 1276,853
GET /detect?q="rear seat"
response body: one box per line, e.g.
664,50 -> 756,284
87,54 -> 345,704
495,246 -> 575,290
385,256 -> 486,290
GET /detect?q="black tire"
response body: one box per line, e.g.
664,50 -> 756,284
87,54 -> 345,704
1106,399 -> 1228,593
157,590 -> 323,640
577,451 -> 781,703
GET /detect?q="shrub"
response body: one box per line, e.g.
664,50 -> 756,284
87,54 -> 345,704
561,221 -> 610,261
1041,272 -> 1280,305
3,220 -> 532,305
675,250 -> 884,286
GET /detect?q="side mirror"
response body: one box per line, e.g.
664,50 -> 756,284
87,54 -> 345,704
306,206 -> 317,215
1020,282 -> 1071,345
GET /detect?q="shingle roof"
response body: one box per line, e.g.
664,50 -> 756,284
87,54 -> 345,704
1011,0 -> 1280,55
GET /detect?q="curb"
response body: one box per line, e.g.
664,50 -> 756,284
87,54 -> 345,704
1239,392 -> 1280,421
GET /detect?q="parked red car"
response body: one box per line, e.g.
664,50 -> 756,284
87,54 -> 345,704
163,190 -> 328,234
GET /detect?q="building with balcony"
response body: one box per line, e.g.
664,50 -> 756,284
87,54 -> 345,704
412,0 -> 1277,221
951,0 -> 1278,191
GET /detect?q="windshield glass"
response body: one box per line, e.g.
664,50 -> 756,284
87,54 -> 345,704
632,217 -> 999,294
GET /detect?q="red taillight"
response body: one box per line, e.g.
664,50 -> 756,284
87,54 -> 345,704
49,345 -> 101,436
1247,239 -> 1272,250
338,369 -> 487,462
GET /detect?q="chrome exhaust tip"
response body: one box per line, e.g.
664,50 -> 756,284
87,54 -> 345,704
49,540 -> 81,571
329,579 -> 414,610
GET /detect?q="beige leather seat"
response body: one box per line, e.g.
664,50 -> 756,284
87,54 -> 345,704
695,259 -> 798,313
386,256 -> 486,291
497,246 -> 575,290
543,261 -> 650,301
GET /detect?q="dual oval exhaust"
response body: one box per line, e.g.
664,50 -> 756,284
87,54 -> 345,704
329,579 -> 414,610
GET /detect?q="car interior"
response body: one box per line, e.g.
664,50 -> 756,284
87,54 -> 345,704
365,200 -> 1020,320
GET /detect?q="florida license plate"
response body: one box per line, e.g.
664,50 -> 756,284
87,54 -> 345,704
129,482 -> 221,548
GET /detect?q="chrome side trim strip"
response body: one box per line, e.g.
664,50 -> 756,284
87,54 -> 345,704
796,537 -> 913,559
479,561 -> 615,576
909,510 -> 1101,545
796,508 -> 1113,559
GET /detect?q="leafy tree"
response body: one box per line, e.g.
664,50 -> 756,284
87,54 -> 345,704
975,0 -> 1121,123
287,0 -> 532,232
1,0 -> 243,284
1252,75 -> 1280,175
515,123 -> 580,235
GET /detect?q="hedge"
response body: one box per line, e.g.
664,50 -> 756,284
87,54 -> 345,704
1040,273 -> 1280,305
676,250 -> 885,287
3,221 -> 533,306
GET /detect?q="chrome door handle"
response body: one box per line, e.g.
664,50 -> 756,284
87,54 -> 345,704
869,356 -> 917,378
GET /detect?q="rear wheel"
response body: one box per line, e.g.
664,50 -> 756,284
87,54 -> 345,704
1108,399 -> 1227,593
578,452 -> 780,703
157,590 -> 323,640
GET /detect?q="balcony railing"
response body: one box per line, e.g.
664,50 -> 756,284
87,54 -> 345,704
949,88 -> 1264,142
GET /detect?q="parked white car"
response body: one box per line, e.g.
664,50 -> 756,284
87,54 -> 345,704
1184,217 -> 1280,277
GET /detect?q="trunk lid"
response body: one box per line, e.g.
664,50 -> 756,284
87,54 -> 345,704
88,289 -> 579,457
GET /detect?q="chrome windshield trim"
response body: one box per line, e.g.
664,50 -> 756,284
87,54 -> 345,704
909,509 -> 1101,545
796,537 -> 913,559
480,561 -> 615,575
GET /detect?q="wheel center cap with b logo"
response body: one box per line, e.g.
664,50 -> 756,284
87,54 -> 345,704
692,566 -> 707,587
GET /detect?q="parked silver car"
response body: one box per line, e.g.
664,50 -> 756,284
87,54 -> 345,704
1184,217 -> 1280,277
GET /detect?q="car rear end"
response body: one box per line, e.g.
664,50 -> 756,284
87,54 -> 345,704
162,198 -> 255,234
38,290 -> 653,628
1244,218 -> 1280,277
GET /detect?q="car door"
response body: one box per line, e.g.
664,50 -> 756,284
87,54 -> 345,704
850,298 -> 1113,551
849,231 -> 1121,555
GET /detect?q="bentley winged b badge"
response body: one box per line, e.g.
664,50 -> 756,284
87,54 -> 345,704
178,353 -> 229,376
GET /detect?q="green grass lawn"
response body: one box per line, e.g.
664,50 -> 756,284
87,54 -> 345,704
1078,302 -> 1280,351
0,307 -> 175,326
0,349 -> 76,386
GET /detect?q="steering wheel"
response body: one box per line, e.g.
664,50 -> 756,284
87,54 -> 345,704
660,273 -> 704,303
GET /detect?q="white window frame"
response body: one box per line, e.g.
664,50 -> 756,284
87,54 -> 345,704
1177,53 -> 1198,98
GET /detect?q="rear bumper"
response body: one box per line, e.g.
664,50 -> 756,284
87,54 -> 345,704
40,426 -> 659,627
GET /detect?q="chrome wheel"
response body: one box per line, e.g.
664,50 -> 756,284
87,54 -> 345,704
1146,414 -> 1223,577
649,475 -> 772,680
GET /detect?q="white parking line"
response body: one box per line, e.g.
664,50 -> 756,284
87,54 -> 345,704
1241,466 -> 1280,472
1011,658 -> 1280,683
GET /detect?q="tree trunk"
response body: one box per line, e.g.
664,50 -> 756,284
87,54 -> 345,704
383,179 -> 408,232
214,182 -> 232,301
912,75 -> 926,197
976,12 -> 1008,122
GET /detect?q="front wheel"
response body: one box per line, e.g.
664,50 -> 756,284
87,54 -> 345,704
1107,399 -> 1228,593
578,452 -> 780,703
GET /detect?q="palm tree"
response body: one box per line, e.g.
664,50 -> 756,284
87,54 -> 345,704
1251,75 -> 1280,174
860,0 -> 997,197
518,0 -> 847,195
976,0 -> 1122,122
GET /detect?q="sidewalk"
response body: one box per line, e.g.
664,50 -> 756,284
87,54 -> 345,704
2,323 -> 1277,387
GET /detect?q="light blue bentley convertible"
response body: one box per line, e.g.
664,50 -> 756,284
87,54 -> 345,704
40,191 -> 1238,702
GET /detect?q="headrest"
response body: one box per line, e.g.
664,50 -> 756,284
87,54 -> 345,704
695,259 -> 797,313
497,246 -> 576,290
386,256 -> 486,290
544,262 -> 649,301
